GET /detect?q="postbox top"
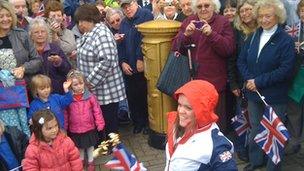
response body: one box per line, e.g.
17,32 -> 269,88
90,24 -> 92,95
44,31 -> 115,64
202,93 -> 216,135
136,19 -> 181,33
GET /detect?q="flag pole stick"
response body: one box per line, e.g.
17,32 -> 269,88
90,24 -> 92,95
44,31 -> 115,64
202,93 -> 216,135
255,90 -> 268,106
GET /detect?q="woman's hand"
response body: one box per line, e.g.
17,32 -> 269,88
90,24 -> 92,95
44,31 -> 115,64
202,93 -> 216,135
68,50 -> 77,60
246,79 -> 257,91
201,20 -> 212,36
49,20 -> 61,33
114,33 -> 124,42
12,66 -> 25,79
232,88 -> 241,97
48,55 -> 62,66
121,62 -> 133,75
184,21 -> 196,36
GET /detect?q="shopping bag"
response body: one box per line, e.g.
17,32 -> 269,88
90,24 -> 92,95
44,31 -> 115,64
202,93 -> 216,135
0,80 -> 29,109
156,52 -> 191,96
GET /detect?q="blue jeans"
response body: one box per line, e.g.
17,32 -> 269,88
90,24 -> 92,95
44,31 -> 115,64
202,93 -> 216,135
247,101 -> 287,171
118,99 -> 129,113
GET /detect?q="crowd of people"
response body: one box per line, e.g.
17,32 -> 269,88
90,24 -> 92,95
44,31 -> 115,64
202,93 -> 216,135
0,0 -> 303,170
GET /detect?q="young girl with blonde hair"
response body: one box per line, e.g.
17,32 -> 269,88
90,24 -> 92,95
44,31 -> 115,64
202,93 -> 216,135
65,69 -> 105,171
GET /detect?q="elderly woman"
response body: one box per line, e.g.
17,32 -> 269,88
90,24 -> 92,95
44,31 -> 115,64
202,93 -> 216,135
172,0 -> 235,133
105,8 -> 124,41
44,0 -> 77,67
74,4 -> 126,137
0,1 -> 41,137
237,0 -> 295,170
154,0 -> 179,20
29,17 -> 71,94
227,0 -> 257,162
165,80 -> 237,170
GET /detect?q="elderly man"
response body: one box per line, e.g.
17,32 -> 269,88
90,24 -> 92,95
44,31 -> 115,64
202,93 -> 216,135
118,0 -> 153,134
9,0 -> 31,30
176,0 -> 194,22
172,0 -> 235,133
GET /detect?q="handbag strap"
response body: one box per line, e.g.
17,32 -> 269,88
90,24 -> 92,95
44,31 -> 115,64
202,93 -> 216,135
185,44 -> 196,79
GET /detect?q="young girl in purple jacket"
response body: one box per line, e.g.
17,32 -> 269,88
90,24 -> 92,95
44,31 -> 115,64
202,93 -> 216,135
64,69 -> 105,171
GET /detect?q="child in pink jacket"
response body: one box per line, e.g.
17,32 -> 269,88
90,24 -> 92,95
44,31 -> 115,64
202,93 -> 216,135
64,69 -> 105,171
22,109 -> 83,171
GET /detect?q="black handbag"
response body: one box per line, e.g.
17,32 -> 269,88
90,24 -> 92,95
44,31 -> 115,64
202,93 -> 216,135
156,52 -> 191,96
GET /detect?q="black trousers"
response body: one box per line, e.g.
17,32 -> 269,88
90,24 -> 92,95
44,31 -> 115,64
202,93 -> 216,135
100,102 -> 119,137
125,72 -> 148,127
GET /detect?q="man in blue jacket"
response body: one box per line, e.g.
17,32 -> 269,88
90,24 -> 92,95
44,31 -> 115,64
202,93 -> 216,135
118,0 -> 153,134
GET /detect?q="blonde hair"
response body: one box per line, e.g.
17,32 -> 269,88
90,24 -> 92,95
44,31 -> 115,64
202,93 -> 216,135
30,74 -> 52,98
297,0 -> 304,17
254,0 -> 286,25
0,1 -> 17,28
234,0 -> 257,36
66,69 -> 87,91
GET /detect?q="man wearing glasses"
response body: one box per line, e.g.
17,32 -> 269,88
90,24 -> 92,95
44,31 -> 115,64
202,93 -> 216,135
118,0 -> 153,134
172,0 -> 235,134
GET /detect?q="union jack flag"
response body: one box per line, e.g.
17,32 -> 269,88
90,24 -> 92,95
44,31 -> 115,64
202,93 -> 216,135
104,143 -> 147,171
254,106 -> 289,165
231,112 -> 250,147
231,95 -> 250,147
285,22 -> 300,38
33,4 -> 44,18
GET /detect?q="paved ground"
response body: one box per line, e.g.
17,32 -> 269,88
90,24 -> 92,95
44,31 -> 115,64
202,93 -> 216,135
94,124 -> 304,171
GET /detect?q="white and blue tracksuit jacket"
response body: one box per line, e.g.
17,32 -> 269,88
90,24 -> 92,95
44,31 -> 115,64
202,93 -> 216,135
165,123 -> 237,171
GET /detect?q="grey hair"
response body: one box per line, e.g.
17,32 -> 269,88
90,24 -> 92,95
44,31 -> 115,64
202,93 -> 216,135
105,8 -> 124,24
29,17 -> 50,41
254,0 -> 286,24
191,0 -> 221,14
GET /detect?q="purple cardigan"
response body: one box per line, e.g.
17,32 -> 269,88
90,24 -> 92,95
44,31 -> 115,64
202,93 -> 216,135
172,13 -> 235,92
39,43 -> 71,94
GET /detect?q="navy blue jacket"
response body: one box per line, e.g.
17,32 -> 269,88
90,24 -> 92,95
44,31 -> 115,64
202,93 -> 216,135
237,25 -> 295,104
118,8 -> 153,72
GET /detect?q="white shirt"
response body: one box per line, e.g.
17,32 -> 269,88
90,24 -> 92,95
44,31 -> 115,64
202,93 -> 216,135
258,24 -> 278,58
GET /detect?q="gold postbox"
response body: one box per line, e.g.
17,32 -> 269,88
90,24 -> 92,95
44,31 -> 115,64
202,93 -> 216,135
137,20 -> 181,149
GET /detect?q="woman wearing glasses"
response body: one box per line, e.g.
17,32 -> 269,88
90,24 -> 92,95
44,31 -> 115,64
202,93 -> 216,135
237,0 -> 295,170
105,8 -> 125,42
172,0 -> 235,134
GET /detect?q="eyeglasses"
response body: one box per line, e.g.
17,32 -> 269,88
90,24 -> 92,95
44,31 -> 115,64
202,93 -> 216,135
196,3 -> 211,10
110,18 -> 120,25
